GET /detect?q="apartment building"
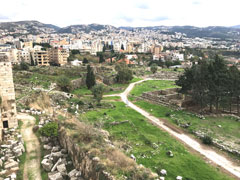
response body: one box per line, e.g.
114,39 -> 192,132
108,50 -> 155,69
32,51 -> 50,66
48,48 -> 69,66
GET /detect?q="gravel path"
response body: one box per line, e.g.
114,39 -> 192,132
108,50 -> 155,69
17,113 -> 42,180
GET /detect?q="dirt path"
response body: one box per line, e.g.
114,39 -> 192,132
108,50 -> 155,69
109,79 -> 240,179
17,113 -> 42,180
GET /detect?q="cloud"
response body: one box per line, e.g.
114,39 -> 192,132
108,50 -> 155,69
192,1 -> 201,5
0,15 -> 9,20
146,16 -> 169,22
119,16 -> 134,23
137,4 -> 149,9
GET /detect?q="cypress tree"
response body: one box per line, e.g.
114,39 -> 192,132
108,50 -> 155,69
86,65 -> 96,89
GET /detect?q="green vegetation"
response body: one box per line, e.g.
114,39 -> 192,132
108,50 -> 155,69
80,101 -> 232,180
91,84 -> 105,104
130,80 -> 178,98
56,76 -> 71,92
16,143 -> 27,180
133,100 -> 240,152
86,65 -> 96,89
150,63 -> 158,74
39,122 -> 58,137
72,86 -> 92,96
177,55 -> 240,113
115,63 -> 133,83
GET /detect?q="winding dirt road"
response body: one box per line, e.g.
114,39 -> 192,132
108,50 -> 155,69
107,79 -> 240,179
17,113 -> 42,180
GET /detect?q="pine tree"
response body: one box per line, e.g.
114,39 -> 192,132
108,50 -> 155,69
86,65 -> 96,89
121,44 -> 124,50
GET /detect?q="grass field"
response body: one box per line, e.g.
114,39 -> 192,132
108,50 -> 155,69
79,101 -> 233,180
134,101 -> 240,150
129,79 -> 240,160
130,80 -> 178,98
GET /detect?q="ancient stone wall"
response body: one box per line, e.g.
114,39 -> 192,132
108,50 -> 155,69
0,61 -> 18,141
58,127 -> 115,180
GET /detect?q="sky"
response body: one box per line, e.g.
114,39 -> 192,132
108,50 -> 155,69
0,0 -> 239,28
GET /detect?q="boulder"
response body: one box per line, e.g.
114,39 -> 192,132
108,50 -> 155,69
160,169 -> 167,176
41,159 -> 53,172
51,152 -> 63,162
52,146 -> 61,152
57,164 -> 66,173
43,145 -> 52,150
48,172 -> 63,180
176,176 -> 183,180
4,161 -> 18,169
51,158 -> 62,172
68,169 -> 78,178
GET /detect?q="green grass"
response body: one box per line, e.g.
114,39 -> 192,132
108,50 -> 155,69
103,96 -> 121,101
80,102 -> 233,180
104,77 -> 143,95
130,80 -> 178,97
72,86 -> 92,96
161,68 -> 184,72
134,100 -> 240,146
16,143 -> 27,180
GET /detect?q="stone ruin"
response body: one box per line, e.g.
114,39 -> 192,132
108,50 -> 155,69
0,57 -> 18,141
141,88 -> 188,108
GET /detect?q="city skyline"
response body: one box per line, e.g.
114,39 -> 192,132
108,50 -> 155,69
0,0 -> 239,28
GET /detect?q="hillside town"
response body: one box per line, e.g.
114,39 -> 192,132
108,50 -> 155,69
0,21 -> 240,68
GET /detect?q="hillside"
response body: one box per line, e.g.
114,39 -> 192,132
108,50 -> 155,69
0,20 -> 60,34
57,23 -> 118,33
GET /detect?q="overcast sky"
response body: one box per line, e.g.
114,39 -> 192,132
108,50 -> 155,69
0,0 -> 239,27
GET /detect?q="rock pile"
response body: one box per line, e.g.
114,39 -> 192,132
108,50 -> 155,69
39,121 -> 84,180
0,128 -> 25,179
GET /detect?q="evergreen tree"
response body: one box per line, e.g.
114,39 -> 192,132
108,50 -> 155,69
99,54 -> 105,63
83,58 -> 88,64
86,65 -> 96,89
121,44 -> 124,50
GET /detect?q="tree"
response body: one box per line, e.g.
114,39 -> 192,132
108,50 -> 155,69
86,65 -> 96,89
227,65 -> 240,113
57,76 -> 71,92
91,84 -> 105,104
83,58 -> 88,64
0,96 -> 2,106
99,54 -> 105,63
121,44 -> 125,50
20,61 -> 29,70
150,64 -> 158,74
115,63 -> 133,83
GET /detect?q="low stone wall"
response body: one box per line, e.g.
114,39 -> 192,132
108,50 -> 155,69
58,127 -> 115,180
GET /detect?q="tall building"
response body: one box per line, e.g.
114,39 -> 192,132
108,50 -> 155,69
48,48 -> 69,66
32,51 -> 50,66
0,56 -> 18,141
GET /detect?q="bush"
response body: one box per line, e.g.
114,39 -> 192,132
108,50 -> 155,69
20,62 -> 29,70
165,112 -> 171,117
39,122 -> 58,137
57,76 -> 72,92
202,135 -> 213,145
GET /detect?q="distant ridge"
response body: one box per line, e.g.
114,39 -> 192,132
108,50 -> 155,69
0,20 -> 240,39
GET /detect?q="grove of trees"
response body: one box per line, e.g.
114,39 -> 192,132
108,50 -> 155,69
176,55 -> 240,114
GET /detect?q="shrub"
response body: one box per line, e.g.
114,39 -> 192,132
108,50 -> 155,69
20,62 -> 29,70
39,122 -> 58,137
57,76 -> 72,92
165,112 -> 171,117
202,135 -> 213,145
